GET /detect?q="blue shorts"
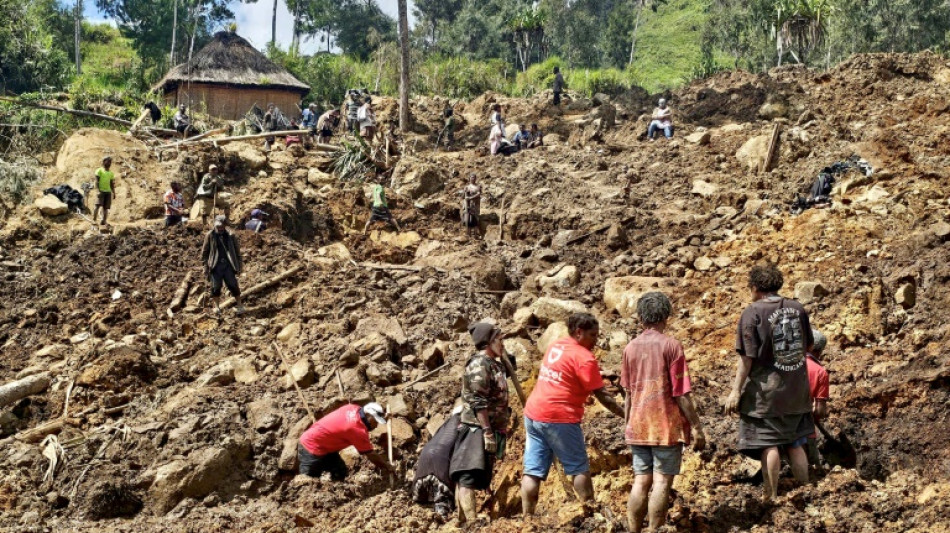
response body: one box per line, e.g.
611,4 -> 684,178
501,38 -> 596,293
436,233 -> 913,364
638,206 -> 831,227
631,445 -> 683,476
523,416 -> 589,479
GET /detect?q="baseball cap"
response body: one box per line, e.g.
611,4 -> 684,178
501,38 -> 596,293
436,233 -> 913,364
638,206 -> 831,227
250,208 -> 267,218
213,215 -> 227,227
362,402 -> 387,425
209,164 -> 218,171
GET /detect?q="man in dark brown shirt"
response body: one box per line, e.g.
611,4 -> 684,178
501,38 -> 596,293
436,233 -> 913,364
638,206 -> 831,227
725,264 -> 814,502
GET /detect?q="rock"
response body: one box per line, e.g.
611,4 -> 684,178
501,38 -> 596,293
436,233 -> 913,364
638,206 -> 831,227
933,222 -> 950,241
279,416 -> 312,471
196,360 -> 235,387
758,101 -> 789,120
530,297 -> 587,327
712,256 -> 732,268
736,135 -> 771,171
288,358 -> 315,388
537,265 -> 580,291
384,393 -> 414,418
693,257 -> 714,272
603,276 -> 668,318
34,344 -> 68,358
70,332 -> 90,344
392,160 -> 445,199
148,437 -> 250,514
351,333 -> 393,363
307,168 -> 335,187
222,143 -> 267,171
895,281 -> 916,309
233,359 -> 260,384
512,306 -> 536,332
856,184 -> 890,203
608,330 -> 629,353
720,123 -> 744,133
246,398 -> 282,432
34,195 -> 69,216
426,413 -> 447,437
277,322 -> 301,344
538,322 -> 569,355
592,93 -> 611,106
317,242 -> 352,262
373,417 -> 415,448
503,337 -> 538,380
606,224 -> 628,249
691,180 -> 718,197
795,281 -> 829,304
370,230 -> 422,248
414,251 -> 508,290
365,362 -> 402,386
354,316 -> 407,347
685,131 -> 711,145
421,340 -> 448,370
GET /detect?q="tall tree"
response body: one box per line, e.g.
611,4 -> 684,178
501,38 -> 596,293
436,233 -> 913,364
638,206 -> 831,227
170,0 -> 178,64
74,0 -> 83,75
508,5 -> 547,71
397,0 -> 409,131
627,0 -> 667,67
271,0 -> 278,46
412,0 -> 463,49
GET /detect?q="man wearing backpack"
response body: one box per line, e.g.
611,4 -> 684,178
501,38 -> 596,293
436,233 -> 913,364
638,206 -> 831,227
725,264 -> 814,502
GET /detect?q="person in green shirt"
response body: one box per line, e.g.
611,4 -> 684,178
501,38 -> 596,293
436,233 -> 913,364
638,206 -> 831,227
93,156 -> 117,225
362,179 -> 401,234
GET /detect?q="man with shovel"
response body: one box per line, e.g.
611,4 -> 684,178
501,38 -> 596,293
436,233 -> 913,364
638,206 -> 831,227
195,164 -> 223,226
297,402 -> 393,481
449,322 -> 511,525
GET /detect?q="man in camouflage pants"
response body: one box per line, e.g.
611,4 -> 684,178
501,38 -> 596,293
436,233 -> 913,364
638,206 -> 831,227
449,321 -> 511,525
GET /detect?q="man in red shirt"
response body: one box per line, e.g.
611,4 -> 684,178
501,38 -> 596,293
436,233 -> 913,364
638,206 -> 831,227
298,402 -> 392,481
806,329 -> 830,466
520,313 -> 624,515
621,292 -> 706,533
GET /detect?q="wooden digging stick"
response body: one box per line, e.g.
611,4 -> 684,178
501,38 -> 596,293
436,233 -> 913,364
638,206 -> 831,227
387,402 -> 394,465
273,342 -> 316,423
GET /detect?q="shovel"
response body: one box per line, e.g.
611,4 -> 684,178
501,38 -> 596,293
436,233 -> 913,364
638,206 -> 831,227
816,420 -> 857,468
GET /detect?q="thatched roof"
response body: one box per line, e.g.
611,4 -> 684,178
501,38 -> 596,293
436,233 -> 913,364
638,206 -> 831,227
152,32 -> 309,94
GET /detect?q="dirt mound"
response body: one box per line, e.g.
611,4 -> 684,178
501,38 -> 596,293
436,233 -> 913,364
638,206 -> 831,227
2,52 -> 950,532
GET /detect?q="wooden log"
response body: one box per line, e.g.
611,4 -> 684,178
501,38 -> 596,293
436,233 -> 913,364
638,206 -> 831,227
128,108 -> 150,133
166,271 -> 194,317
174,129 -> 340,149
761,123 -> 782,173
220,264 -> 304,310
564,215 -> 637,246
15,417 -> 80,443
0,96 -> 176,135
358,261 -> 446,274
400,363 -> 449,389
0,372 -> 51,409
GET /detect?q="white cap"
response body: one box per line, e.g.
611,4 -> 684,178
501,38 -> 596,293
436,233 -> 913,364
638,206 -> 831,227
362,402 -> 387,425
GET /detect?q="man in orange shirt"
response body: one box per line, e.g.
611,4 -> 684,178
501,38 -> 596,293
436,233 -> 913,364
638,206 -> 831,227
621,292 -> 706,533
520,313 -> 624,515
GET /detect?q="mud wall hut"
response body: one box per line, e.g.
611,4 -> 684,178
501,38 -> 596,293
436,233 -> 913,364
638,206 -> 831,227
152,31 -> 310,121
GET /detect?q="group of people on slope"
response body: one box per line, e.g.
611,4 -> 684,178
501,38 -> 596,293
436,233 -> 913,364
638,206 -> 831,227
488,104 -> 545,156
293,263 -> 832,531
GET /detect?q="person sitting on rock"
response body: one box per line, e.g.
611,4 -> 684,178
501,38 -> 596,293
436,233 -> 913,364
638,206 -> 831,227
201,215 -> 245,314
528,124 -> 544,149
174,105 -> 193,136
512,124 -> 531,149
298,402 -> 393,481
363,178 -> 401,234
244,208 -> 268,232
647,99 -> 673,141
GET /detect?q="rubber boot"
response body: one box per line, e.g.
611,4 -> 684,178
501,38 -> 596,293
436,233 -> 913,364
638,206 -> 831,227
458,489 -> 478,525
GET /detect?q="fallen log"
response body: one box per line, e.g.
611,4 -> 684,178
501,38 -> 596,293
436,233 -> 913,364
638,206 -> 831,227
0,372 -> 51,409
400,363 -> 449,389
0,96 -> 176,135
359,261 -> 446,274
220,264 -> 304,310
161,126 -> 229,147
128,108 -> 150,133
173,129 -> 339,150
16,417 -> 81,443
166,271 -> 194,317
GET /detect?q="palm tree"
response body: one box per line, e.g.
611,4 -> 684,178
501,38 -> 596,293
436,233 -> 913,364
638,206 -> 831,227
776,0 -> 834,65
397,0 -> 410,131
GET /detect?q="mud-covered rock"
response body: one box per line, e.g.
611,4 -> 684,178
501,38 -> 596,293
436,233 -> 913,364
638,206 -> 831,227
530,297 -> 587,326
603,276 -> 668,318
34,195 -> 68,216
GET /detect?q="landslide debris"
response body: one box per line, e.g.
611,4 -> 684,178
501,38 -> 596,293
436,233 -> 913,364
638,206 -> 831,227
2,52 -> 950,532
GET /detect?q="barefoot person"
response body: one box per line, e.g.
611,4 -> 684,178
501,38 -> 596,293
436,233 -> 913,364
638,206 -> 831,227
460,174 -> 482,239
92,156 -> 116,225
163,182 -> 185,227
521,313 -> 625,515
201,215 -> 245,314
622,292 -> 706,533
725,264 -> 814,502
363,179 -> 401,234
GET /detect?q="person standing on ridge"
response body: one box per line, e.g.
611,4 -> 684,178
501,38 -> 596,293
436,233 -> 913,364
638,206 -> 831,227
622,292 -> 706,533
92,156 -> 116,226
725,264 -> 814,502
201,215 -> 245,314
553,66 -> 565,106
520,312 -> 625,515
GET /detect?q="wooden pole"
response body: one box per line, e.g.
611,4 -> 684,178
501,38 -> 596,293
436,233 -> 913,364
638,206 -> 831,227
387,402 -> 394,465
273,341 -> 316,423
166,271 -> 194,316
0,373 -> 51,409
761,123 -> 782,173
171,129 -> 340,149
0,96 -> 176,135
129,108 -> 150,133
219,264 -> 303,310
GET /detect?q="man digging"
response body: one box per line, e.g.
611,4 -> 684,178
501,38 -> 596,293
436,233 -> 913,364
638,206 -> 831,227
92,156 -> 116,226
622,292 -> 706,533
201,215 -> 245,314
297,402 -> 393,481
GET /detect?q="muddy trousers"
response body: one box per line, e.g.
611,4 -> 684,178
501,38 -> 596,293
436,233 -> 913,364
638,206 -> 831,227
298,445 -> 347,481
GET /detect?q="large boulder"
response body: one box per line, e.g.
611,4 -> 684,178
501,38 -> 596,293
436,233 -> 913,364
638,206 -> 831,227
735,135 -> 771,172
34,195 -> 69,216
392,160 -> 446,199
537,265 -> 580,292
530,297 -> 588,327
603,277 -> 669,318
414,251 -> 508,290
795,281 -> 829,305
278,415 -> 312,471
148,437 -> 251,514
538,322 -> 570,355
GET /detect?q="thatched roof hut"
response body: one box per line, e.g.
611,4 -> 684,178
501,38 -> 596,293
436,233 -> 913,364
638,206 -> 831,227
153,31 -> 309,120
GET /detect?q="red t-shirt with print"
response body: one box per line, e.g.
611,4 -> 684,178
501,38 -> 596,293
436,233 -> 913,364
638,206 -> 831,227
524,336 -> 606,424
299,403 -> 373,456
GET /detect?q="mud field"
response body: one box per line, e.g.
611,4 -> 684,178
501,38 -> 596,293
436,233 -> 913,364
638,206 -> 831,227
2,52 -> 950,532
